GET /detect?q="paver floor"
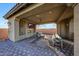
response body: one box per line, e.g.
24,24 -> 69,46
0,38 -> 57,56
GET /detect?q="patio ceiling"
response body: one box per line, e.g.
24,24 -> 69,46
17,3 -> 73,24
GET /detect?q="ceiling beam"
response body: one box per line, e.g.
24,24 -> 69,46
16,3 -> 44,18
54,6 -> 67,23
22,18 -> 38,24
36,21 -> 56,25
56,7 -> 73,23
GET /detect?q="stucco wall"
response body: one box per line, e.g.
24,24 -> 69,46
8,18 -> 35,42
57,18 -> 73,41
19,19 -> 35,40
19,27 -> 35,40
69,18 -> 74,40
8,19 -> 15,42
57,23 -> 61,35
57,21 -> 66,38
60,21 -> 66,38
74,4 -> 79,56
8,19 -> 19,42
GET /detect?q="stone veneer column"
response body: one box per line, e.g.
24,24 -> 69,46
74,4 -> 79,56
8,18 -> 19,42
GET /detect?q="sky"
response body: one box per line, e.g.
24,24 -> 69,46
0,3 -> 56,29
36,23 -> 56,29
0,3 -> 16,28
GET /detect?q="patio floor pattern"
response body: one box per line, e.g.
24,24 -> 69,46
0,38 -> 57,56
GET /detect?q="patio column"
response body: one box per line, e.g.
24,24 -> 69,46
57,21 -> 66,38
74,4 -> 79,56
8,18 -> 19,42
57,23 -> 61,36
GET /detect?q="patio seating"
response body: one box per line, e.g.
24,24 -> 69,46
29,32 -> 44,43
46,34 -> 74,56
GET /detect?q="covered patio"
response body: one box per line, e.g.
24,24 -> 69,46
3,3 -> 79,56
4,3 -> 74,41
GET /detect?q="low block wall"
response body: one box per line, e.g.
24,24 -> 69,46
0,29 -> 8,40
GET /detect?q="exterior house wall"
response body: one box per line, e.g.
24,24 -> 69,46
57,18 -> 73,41
8,19 -> 16,42
8,17 -> 35,42
19,23 -> 35,40
69,18 -> 74,40
14,19 -> 20,41
57,21 -> 66,38
57,23 -> 61,35
8,19 -> 19,42
60,21 -> 66,38
74,4 -> 79,56
19,19 -> 28,40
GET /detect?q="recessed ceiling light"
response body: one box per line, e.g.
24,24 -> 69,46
36,15 -> 40,17
49,11 -> 52,14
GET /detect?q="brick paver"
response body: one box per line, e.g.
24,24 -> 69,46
0,38 -> 56,56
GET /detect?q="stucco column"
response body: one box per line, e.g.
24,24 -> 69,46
57,21 -> 66,38
57,23 -> 61,36
8,18 -> 19,42
74,4 -> 79,56
14,19 -> 20,41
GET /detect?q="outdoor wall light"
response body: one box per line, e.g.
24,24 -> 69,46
66,23 -> 69,26
8,22 -> 11,25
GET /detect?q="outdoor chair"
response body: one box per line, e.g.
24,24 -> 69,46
30,32 -> 44,43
